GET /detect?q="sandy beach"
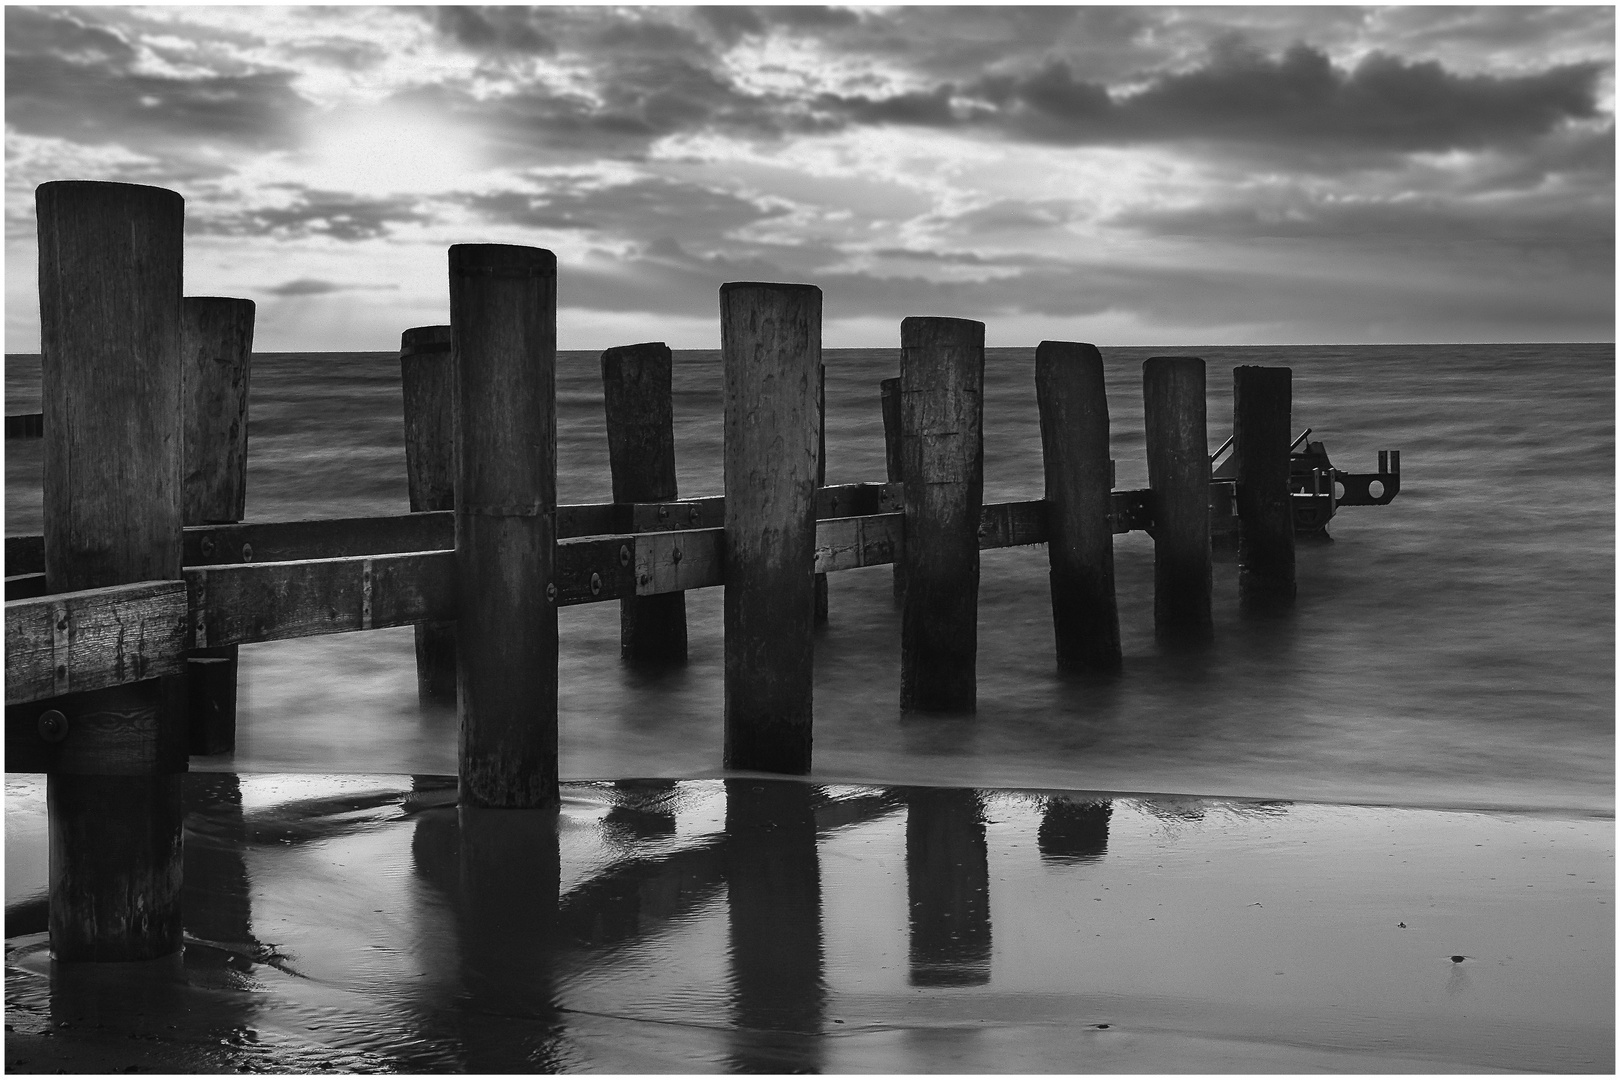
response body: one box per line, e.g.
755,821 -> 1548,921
5,773 -> 1611,1073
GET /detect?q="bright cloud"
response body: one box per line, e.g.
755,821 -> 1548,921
4,5 -> 1612,351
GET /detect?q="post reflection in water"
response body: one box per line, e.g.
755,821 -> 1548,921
1037,796 -> 1113,863
904,787 -> 991,987
724,779 -> 825,1073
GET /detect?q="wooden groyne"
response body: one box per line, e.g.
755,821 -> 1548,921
4,180 -> 1403,961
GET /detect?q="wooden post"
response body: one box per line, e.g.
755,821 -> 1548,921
720,282 -> 821,774
880,376 -> 905,601
814,362 -> 829,626
401,324 -> 458,702
899,317 -> 984,713
450,244 -> 558,808
1142,356 -> 1213,644
1035,341 -> 1122,674
38,179 -> 187,961
1234,365 -> 1297,607
182,296 -> 254,754
600,341 -> 687,665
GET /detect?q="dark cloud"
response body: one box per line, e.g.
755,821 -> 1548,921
194,190 -> 430,241
261,278 -> 400,297
4,7 -> 310,151
429,7 -> 555,54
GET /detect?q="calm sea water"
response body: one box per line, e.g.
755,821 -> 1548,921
5,344 -> 1613,814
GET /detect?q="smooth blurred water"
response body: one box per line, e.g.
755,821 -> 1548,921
5,344 -> 1613,813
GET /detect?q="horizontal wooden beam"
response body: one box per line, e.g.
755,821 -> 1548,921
6,573 -> 48,601
6,581 -> 189,705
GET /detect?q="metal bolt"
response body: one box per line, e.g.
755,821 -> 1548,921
38,709 -> 67,743
689,506 -> 699,524
619,545 -> 630,567
200,535 -> 215,559
545,583 -> 558,603
241,543 -> 254,562
658,506 -> 669,520
590,572 -> 602,597
671,548 -> 682,564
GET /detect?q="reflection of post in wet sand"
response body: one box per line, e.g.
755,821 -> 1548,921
725,779 -> 825,1073
905,787 -> 991,987
1037,796 -> 1113,863
183,774 -> 254,960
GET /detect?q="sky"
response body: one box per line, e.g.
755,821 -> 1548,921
5,4 -> 1614,351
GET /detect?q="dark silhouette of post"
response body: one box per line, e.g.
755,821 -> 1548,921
401,324 -> 457,703
900,317 -> 985,712
1035,341 -> 1122,674
720,282 -> 821,774
38,180 -> 187,961
451,244 -> 558,808
1234,365 -> 1297,607
814,362 -> 829,626
1143,356 -> 1213,644
880,376 -> 905,601
600,341 -> 687,665
182,296 -> 254,754
725,779 -> 825,1072
1037,797 -> 1112,862
905,787 -> 990,986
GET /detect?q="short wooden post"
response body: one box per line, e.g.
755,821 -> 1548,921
450,244 -> 558,808
814,362 -> 829,626
1142,356 -> 1213,644
182,296 -> 254,754
1035,341 -> 1122,674
38,179 -> 187,961
720,281 -> 821,774
600,341 -> 687,665
880,376 -> 905,601
401,324 -> 458,702
1234,365 -> 1296,606
899,317 -> 984,713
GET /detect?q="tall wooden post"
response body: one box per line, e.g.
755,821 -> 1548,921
814,362 -> 829,626
880,376 -> 905,601
182,296 -> 254,754
600,341 -> 687,665
899,317 -> 984,713
720,282 -> 821,774
450,244 -> 558,808
401,324 -> 457,702
1143,356 -> 1213,644
1234,365 -> 1296,607
1035,341 -> 1122,674
38,180 -> 187,961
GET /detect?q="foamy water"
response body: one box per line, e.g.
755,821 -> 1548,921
5,343 -> 1613,813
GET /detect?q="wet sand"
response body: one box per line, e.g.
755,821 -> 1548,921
5,773 -> 1612,1073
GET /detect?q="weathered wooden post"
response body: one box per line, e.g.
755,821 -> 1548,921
182,296 -> 254,754
1233,365 -> 1296,607
1035,341 -> 1122,674
600,341 -> 687,665
814,362 -> 829,626
880,376 -> 905,601
899,317 -> 984,712
450,244 -> 558,808
401,324 -> 457,702
1142,356 -> 1213,643
38,179 -> 187,960
720,281 -> 821,774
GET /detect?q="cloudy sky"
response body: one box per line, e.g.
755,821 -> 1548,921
5,5 -> 1614,351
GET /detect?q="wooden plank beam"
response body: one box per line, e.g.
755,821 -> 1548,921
6,581 -> 189,705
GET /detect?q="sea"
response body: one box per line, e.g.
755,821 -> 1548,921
4,342 -> 1613,816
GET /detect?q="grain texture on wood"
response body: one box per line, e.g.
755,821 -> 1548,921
182,511 -> 453,566
1143,356 -> 1213,643
401,324 -> 458,703
1234,365 -> 1296,606
7,677 -> 188,776
451,243 -> 559,808
1036,341 -> 1122,673
814,362 -> 829,625
5,581 -> 190,705
720,281 -> 821,774
899,317 -> 984,713
36,179 -> 186,961
602,341 -> 687,664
